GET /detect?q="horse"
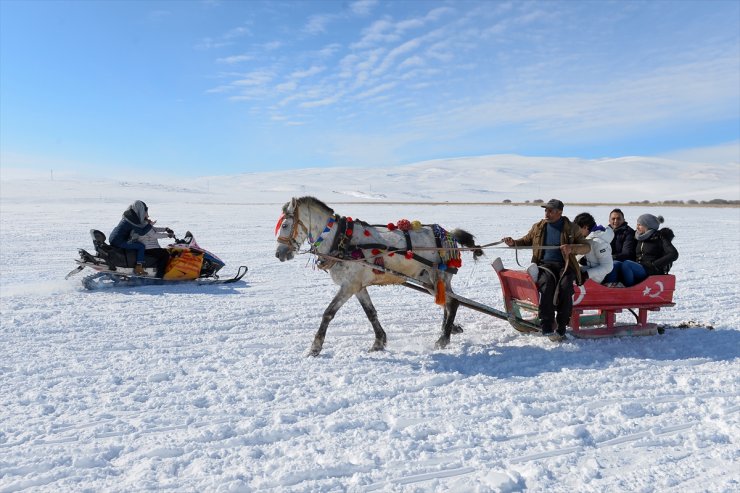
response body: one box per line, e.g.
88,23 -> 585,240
275,196 -> 483,356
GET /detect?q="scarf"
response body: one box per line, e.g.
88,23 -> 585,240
635,229 -> 656,241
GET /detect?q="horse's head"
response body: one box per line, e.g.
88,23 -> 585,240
275,196 -> 335,262
275,198 -> 304,262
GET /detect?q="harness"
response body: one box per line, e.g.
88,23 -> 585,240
277,201 -> 568,283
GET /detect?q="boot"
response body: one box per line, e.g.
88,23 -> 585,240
134,263 -> 148,276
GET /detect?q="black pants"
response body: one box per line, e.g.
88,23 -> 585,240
536,262 -> 575,333
146,248 -> 171,278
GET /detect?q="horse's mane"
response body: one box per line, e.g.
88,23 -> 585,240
283,196 -> 334,215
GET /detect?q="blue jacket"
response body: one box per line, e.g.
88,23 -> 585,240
109,208 -> 153,246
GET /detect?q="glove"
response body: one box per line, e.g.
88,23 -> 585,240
165,227 -> 174,237
580,270 -> 589,283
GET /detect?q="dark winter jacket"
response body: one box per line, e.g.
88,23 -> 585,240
610,222 -> 636,261
109,207 -> 153,246
512,216 -> 591,284
636,228 -> 678,275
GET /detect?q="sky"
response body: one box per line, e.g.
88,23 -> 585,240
1,0 -> 739,178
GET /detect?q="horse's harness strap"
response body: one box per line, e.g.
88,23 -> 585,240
403,231 -> 413,252
328,216 -> 346,256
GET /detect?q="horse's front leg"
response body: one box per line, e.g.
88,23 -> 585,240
435,294 -> 460,349
355,288 -> 387,352
309,286 -> 355,357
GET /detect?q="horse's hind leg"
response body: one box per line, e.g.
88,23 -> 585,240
435,296 -> 460,349
309,286 -> 354,357
355,288 -> 387,352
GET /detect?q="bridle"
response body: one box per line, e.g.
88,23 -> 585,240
275,203 -> 310,252
276,200 -> 337,256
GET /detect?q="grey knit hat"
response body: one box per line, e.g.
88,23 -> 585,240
637,213 -> 664,230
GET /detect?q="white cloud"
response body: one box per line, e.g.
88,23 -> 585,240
275,81 -> 298,93
291,66 -> 326,79
205,85 -> 235,94
223,26 -> 250,39
262,41 -> 283,51
232,70 -> 274,87
355,82 -> 397,100
304,13 -> 338,35
300,95 -> 343,108
195,37 -> 232,50
373,37 -> 424,76
352,19 -> 399,48
398,55 -> 424,70
316,43 -> 342,59
350,0 -> 378,16
216,54 -> 253,64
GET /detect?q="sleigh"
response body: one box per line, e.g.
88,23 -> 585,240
492,257 -> 675,338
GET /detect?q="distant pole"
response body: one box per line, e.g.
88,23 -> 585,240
50,169 -> 54,181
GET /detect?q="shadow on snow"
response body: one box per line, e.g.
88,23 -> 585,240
425,328 -> 740,378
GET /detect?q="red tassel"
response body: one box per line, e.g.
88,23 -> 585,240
435,279 -> 446,305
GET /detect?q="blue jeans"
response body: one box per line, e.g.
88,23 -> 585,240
603,261 -> 621,283
112,240 -> 146,264
619,260 -> 647,287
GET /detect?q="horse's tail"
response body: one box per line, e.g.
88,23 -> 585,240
450,229 -> 484,260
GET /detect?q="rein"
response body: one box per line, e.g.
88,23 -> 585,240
278,202 -> 565,271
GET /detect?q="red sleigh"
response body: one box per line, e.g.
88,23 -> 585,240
492,257 -> 676,338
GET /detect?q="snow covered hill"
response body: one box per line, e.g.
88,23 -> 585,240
2,153 -> 738,205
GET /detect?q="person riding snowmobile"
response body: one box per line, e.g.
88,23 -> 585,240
109,201 -> 170,276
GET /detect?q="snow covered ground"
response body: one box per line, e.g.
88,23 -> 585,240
1,168 -> 739,492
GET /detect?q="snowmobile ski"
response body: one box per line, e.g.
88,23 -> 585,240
80,265 -> 248,290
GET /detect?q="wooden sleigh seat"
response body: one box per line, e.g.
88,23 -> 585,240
492,258 -> 675,338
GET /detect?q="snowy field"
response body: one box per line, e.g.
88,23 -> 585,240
1,176 -> 739,492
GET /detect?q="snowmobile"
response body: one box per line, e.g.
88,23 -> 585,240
66,229 -> 247,290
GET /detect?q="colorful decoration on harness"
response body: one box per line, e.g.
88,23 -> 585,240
433,224 -> 462,270
397,219 -> 411,231
435,279 -> 446,305
274,213 -> 285,236
393,219 -> 422,232
312,217 -> 335,249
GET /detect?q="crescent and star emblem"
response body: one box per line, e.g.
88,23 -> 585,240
643,281 -> 665,298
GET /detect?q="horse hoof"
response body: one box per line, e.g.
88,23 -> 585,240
435,337 -> 449,349
370,342 -> 385,352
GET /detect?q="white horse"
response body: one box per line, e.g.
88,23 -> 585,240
275,196 -> 483,356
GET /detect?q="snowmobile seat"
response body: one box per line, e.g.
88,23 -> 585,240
89,229 -> 165,271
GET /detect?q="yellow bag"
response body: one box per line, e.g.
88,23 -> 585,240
163,249 -> 204,280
